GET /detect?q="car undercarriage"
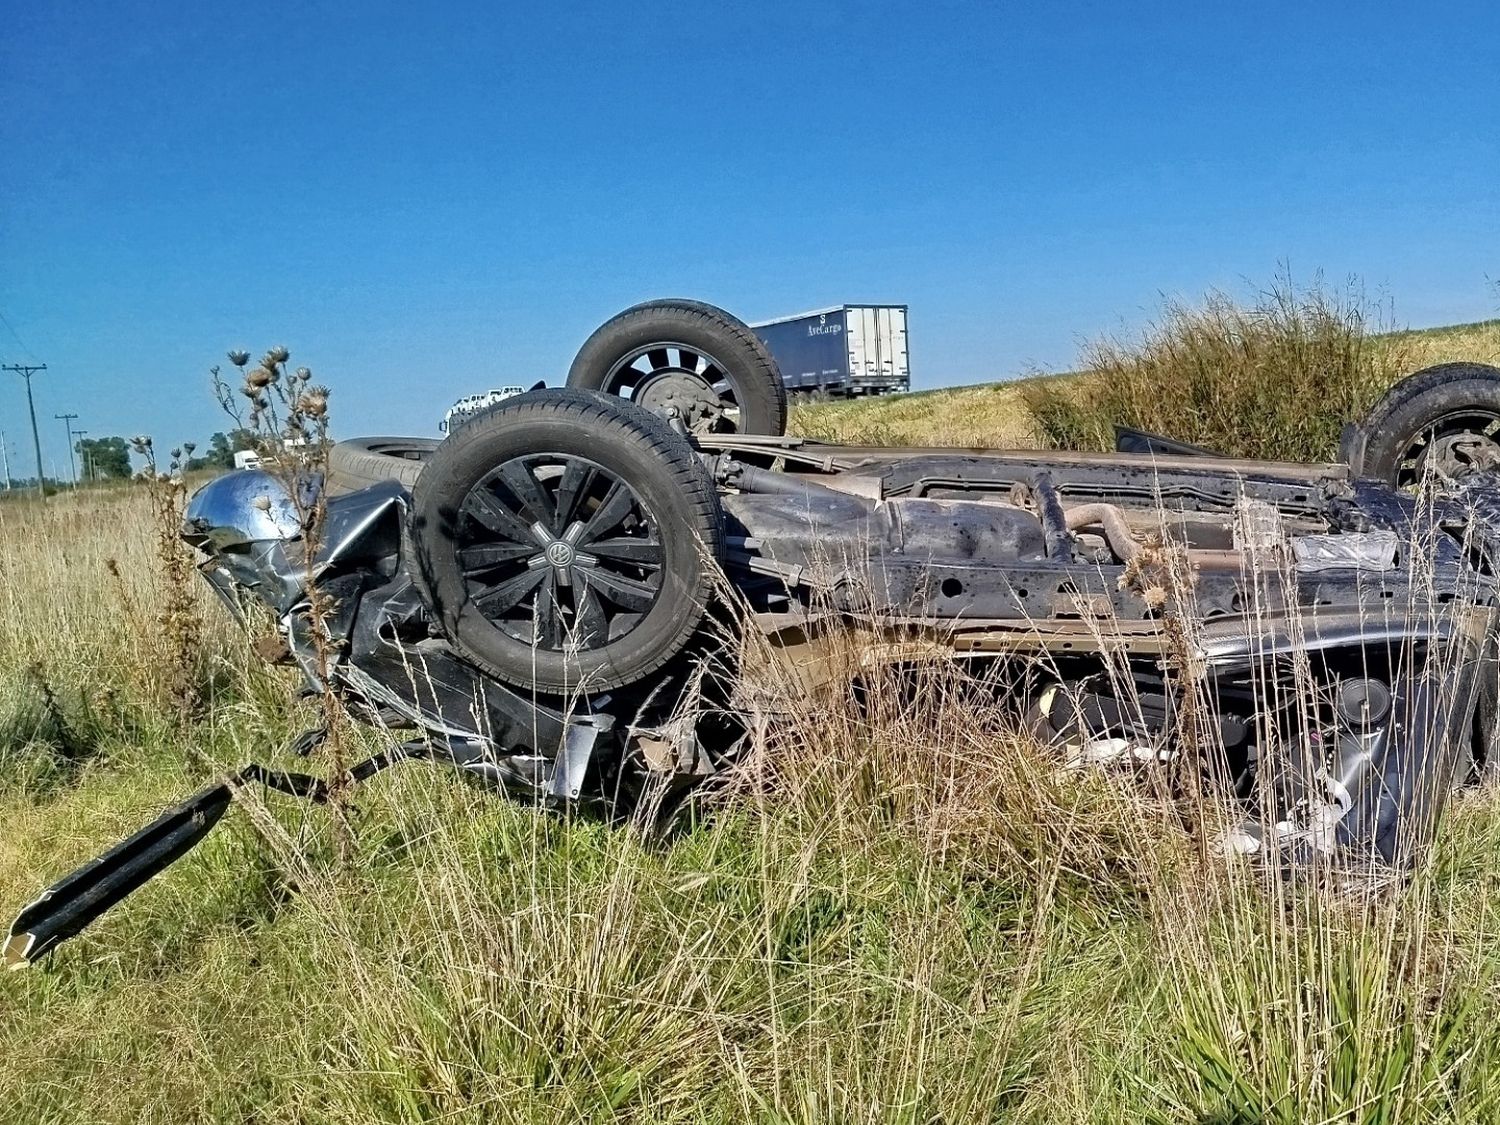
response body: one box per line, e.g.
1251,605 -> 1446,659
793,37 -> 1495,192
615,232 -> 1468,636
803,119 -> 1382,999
9,299 -> 1500,967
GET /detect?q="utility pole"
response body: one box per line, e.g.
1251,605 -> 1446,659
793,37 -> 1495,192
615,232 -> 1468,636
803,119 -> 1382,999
2,364 -> 47,498
0,430 -> 10,491
74,430 -> 89,484
55,413 -> 79,488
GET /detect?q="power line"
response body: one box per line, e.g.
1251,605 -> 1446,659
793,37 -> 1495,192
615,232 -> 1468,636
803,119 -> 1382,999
3,364 -> 47,498
0,309 -> 39,362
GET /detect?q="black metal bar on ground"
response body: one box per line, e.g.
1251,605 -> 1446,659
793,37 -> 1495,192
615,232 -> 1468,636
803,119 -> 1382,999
5,778 -> 237,967
3,744 -> 425,968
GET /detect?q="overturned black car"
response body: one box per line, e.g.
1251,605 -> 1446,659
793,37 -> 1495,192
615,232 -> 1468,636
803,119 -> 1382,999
10,299 -> 1500,966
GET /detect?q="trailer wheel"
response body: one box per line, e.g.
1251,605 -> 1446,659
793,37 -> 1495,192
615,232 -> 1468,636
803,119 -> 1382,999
327,437 -> 440,494
1348,362 -> 1500,487
409,389 -> 723,694
567,300 -> 787,436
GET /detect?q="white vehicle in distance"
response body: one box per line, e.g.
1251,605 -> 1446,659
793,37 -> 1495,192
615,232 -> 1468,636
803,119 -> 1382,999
442,387 -> 527,433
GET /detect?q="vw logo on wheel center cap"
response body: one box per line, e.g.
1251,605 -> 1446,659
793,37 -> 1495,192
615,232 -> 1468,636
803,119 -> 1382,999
544,541 -> 576,567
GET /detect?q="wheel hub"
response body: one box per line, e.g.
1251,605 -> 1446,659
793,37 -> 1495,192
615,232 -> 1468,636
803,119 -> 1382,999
543,540 -> 576,568
528,520 -> 595,589
634,371 -> 725,432
1424,431 -> 1500,480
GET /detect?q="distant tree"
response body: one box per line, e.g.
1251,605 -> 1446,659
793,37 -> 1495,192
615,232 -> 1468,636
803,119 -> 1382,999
202,429 -> 258,470
205,431 -> 232,468
76,436 -> 131,480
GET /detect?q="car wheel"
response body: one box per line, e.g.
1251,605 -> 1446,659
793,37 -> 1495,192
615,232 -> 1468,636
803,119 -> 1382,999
567,299 -> 788,436
408,388 -> 723,694
1352,362 -> 1500,487
327,437 -> 440,493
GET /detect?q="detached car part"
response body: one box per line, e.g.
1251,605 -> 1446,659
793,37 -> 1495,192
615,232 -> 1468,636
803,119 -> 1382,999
9,299 -> 1500,966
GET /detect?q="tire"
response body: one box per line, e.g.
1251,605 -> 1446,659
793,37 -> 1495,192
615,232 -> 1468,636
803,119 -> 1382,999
327,437 -> 439,493
1351,362 -> 1500,487
567,299 -> 788,436
408,388 -> 723,695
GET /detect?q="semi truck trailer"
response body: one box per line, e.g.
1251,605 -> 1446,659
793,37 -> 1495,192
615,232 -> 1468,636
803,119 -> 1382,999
750,304 -> 909,397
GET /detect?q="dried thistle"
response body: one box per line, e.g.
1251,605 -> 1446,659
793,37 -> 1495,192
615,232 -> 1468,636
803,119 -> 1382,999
211,339 -> 348,859
297,387 -> 329,419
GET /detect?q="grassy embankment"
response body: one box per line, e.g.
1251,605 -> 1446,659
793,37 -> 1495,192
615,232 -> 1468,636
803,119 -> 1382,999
791,316 -> 1500,451
3,304 -> 1500,1121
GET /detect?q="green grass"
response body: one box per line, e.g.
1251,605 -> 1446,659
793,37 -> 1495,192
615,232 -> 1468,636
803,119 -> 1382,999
5,304 -> 1500,1121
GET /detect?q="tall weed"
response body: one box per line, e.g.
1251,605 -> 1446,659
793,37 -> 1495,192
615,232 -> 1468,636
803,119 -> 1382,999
1023,275 -> 1414,462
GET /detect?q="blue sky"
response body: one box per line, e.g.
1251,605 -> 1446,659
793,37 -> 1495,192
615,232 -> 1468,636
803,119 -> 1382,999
2,0 -> 1497,477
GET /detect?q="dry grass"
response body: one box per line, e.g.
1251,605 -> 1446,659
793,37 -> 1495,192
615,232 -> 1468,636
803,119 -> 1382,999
1021,279 -> 1414,461
1400,318 -> 1500,368
790,381 -> 1040,447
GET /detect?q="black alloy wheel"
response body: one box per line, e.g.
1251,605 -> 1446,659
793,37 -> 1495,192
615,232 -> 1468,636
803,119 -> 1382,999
600,341 -> 748,435
1387,409 -> 1500,489
455,453 -> 665,652
409,388 -> 723,694
1347,362 -> 1500,487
